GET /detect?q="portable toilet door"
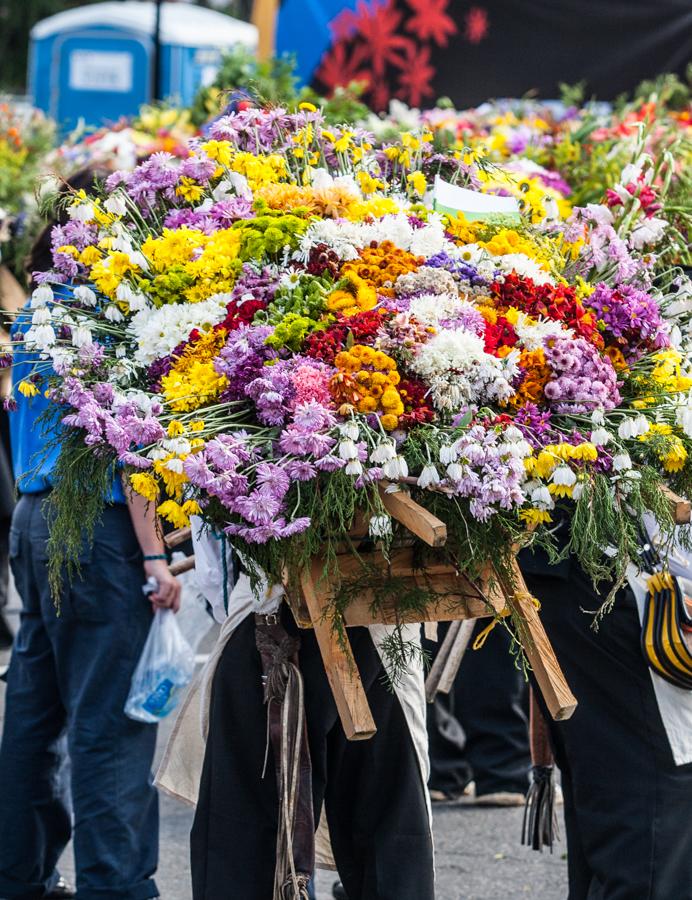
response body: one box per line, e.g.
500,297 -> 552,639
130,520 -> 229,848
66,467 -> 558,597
30,4 -> 153,133
54,30 -> 151,129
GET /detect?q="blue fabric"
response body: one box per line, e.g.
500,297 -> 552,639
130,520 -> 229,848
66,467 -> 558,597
0,495 -> 159,900
10,289 -> 125,502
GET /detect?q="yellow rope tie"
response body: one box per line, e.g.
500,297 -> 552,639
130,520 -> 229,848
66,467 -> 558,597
472,592 -> 541,650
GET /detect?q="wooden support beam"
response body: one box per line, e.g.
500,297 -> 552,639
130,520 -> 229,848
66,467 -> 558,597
164,526 -> 192,549
300,557 -> 377,741
379,485 -> 447,547
169,555 -> 195,576
425,619 -> 461,702
437,619 -> 476,695
505,562 -> 577,721
662,487 -> 692,525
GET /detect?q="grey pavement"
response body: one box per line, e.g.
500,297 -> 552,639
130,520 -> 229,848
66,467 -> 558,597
0,592 -> 568,900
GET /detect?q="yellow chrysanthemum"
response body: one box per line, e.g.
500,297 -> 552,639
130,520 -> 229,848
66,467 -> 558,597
129,472 -> 159,503
80,246 -> 101,267
157,499 -> 190,529
90,251 -> 140,298
142,228 -> 208,271
17,380 -> 38,398
161,330 -> 229,412
176,176 -> 205,203
406,171 -> 427,197
519,509 -> 553,526
167,420 -> 186,437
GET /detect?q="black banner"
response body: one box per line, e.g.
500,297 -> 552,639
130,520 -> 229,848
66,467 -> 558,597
307,0 -> 692,110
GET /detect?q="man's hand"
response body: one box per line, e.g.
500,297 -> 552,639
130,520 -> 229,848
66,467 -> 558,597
144,559 -> 182,613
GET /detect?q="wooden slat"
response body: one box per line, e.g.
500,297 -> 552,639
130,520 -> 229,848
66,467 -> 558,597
342,584 -> 501,626
662,487 -> 692,525
169,555 -> 195,576
379,485 -> 447,547
293,547 -> 506,628
164,526 -> 192,549
437,619 -> 477,695
300,557 -> 377,741
505,562 -> 577,721
425,620 -> 461,702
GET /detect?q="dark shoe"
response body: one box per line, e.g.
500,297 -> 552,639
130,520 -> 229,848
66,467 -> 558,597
0,610 -> 12,650
332,882 -> 348,900
46,878 -> 76,898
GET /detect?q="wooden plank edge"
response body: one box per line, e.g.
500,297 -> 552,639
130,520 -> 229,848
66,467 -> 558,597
379,484 -> 447,547
300,561 -> 377,740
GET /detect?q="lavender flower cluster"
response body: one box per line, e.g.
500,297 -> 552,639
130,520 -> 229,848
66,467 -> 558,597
543,335 -> 621,413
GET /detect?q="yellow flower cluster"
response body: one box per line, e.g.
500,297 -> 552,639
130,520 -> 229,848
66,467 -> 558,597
157,498 -> 202,528
142,227 -> 207,271
184,229 -> 241,301
331,345 -> 404,430
478,228 -> 547,265
90,251 -> 141,299
650,350 -> 692,394
254,183 -> 361,219
343,196 -> 402,221
525,441 -> 598,476
129,418 -> 207,524
200,140 -> 289,188
443,213 -> 481,246
137,226 -> 241,303
639,423 -> 688,473
161,330 -> 229,412
327,276 -> 377,317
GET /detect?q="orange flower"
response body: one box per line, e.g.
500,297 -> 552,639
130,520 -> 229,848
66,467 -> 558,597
331,345 -> 404,428
340,241 -> 422,298
508,348 -> 551,408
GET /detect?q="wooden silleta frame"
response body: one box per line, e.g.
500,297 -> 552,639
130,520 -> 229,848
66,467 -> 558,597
288,484 -> 578,741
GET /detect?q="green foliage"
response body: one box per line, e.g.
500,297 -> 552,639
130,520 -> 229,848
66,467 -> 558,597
233,208 -> 311,261
45,427 -> 111,602
625,64 -> 692,112
190,46 -> 300,126
261,272 -> 332,325
190,45 -> 370,128
558,80 -> 587,109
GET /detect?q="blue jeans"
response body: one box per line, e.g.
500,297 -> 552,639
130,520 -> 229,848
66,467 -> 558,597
0,494 -> 159,900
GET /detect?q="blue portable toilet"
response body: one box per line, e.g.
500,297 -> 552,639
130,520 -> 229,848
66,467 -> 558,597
29,2 -> 258,133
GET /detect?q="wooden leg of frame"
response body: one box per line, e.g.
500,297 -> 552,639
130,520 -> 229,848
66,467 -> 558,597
300,561 -> 377,741
506,562 -> 578,721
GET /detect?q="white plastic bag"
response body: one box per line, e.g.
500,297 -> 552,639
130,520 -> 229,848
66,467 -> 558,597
125,608 -> 196,723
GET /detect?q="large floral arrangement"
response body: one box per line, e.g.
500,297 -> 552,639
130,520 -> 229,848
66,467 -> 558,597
13,106 -> 692,624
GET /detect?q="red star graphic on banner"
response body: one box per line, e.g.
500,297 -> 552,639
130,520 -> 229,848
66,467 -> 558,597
406,0 -> 457,47
395,41 -> 435,106
464,6 -> 489,44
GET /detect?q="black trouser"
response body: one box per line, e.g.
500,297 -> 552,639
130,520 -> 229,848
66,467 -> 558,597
426,620 -> 530,796
191,610 -> 434,900
522,559 -> 692,900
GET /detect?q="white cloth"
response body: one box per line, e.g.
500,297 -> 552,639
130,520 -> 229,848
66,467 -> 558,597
156,529 -> 432,850
626,516 -> 692,766
155,523 -> 283,805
